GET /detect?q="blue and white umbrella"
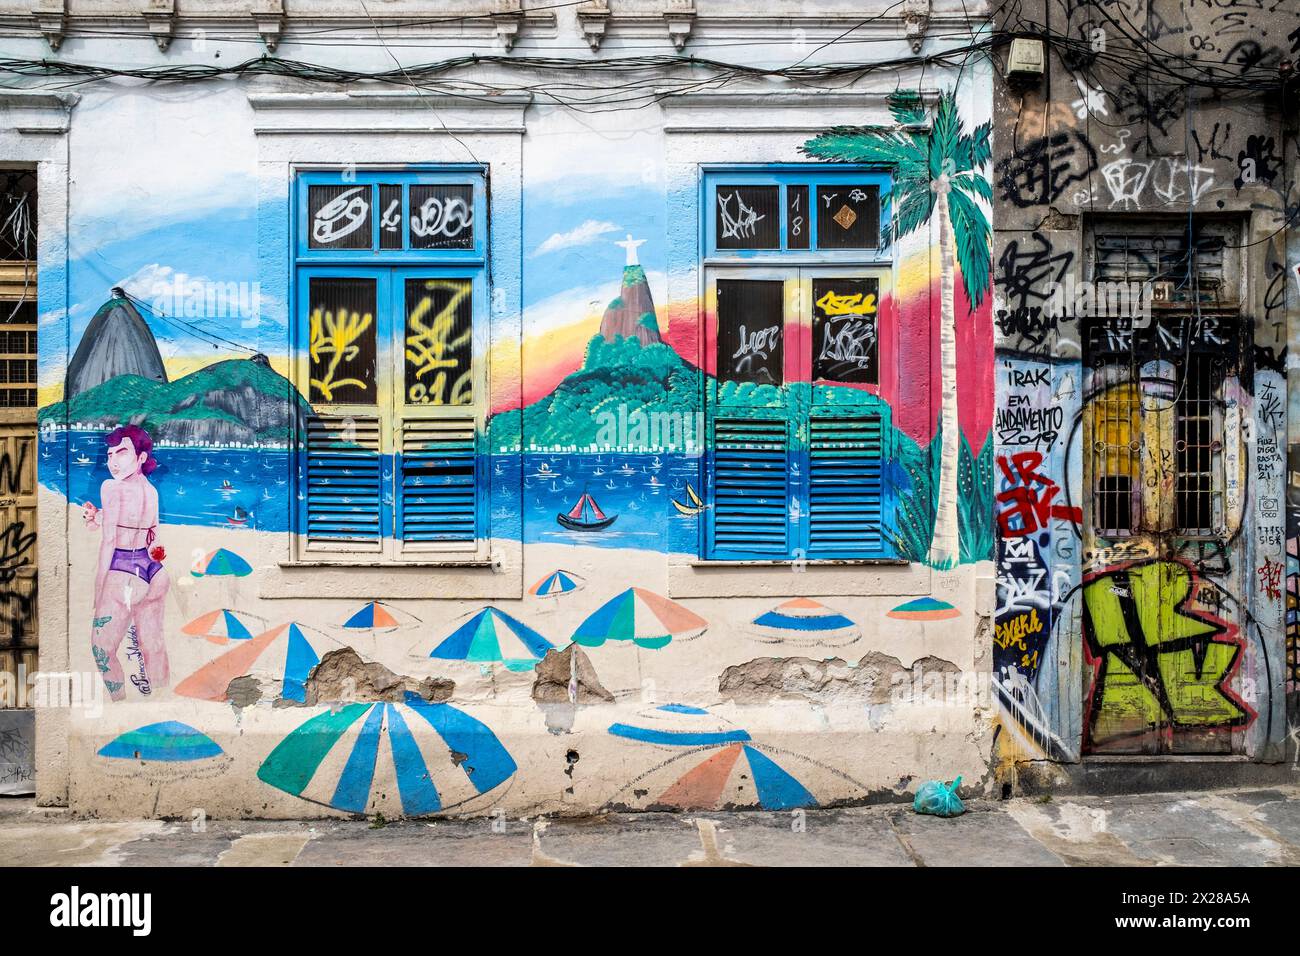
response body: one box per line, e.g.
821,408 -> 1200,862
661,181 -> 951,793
429,607 -> 555,671
529,570 -> 584,599
258,693 -> 516,816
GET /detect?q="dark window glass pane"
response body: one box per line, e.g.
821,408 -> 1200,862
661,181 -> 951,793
308,184 -> 372,250
1096,475 -> 1132,535
308,277 -> 378,405
404,278 -> 473,406
786,185 -> 809,249
716,279 -> 783,385
715,185 -> 780,250
816,184 -> 879,249
409,185 -> 474,250
0,171 -> 36,261
812,277 -> 878,384
378,184 -> 403,250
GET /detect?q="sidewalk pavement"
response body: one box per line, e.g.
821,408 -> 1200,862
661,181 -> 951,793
1,786 -> 1297,867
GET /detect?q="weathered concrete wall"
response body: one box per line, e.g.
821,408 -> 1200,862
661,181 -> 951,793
9,2 -> 1005,818
990,0 -> 1298,782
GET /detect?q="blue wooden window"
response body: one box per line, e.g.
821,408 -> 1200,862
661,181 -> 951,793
702,168 -> 897,562
292,169 -> 489,562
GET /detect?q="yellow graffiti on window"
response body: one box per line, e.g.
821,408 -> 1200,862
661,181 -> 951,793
405,279 -> 473,406
816,289 -> 877,316
309,307 -> 374,402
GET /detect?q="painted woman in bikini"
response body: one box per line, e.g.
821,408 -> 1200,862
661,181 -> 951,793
86,425 -> 170,700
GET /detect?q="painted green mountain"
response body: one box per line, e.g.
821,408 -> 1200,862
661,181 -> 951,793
40,354 -> 311,446
491,334 -> 699,452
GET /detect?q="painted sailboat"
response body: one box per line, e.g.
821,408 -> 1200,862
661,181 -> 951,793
671,482 -> 704,516
557,491 -> 618,532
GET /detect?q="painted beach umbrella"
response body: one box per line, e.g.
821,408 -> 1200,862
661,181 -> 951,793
749,598 -> 859,645
193,548 -> 253,578
342,601 -> 413,632
257,693 -> 516,817
572,588 -> 707,649
176,621 -> 333,704
181,608 -> 266,644
607,705 -> 816,811
887,597 -> 961,621
430,607 -> 554,671
529,570 -> 584,599
98,721 -> 223,762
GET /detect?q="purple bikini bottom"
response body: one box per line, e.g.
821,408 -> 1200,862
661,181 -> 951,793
110,547 -> 163,584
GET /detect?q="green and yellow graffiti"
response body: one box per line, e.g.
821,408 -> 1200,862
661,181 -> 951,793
1083,559 -> 1251,748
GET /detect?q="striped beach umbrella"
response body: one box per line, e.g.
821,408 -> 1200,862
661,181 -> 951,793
193,548 -> 252,578
97,721 -> 223,762
181,609 -> 266,644
572,588 -> 707,649
606,705 -> 816,811
430,608 -> 554,672
529,570 -> 584,599
749,598 -> 859,645
342,602 -> 410,631
175,622 -> 333,704
887,597 -> 961,621
257,694 -> 516,816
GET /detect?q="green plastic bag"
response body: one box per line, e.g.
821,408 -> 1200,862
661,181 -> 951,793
913,776 -> 965,817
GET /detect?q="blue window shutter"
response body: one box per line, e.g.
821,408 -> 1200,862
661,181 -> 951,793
398,419 -> 477,548
709,417 -> 790,558
304,417 -> 383,552
807,414 -> 883,556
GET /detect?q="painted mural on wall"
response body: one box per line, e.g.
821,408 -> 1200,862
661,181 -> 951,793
33,78 -> 997,817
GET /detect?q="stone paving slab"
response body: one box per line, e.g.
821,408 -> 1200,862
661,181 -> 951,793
1094,798 -> 1282,867
887,806 -> 1066,866
701,810 -> 915,866
292,823 -> 534,867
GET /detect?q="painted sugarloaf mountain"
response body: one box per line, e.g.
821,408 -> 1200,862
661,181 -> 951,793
42,291 -> 311,447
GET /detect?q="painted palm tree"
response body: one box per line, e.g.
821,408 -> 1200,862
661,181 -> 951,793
802,90 -> 991,567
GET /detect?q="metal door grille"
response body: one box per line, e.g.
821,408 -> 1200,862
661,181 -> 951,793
1174,354 -> 1221,536
0,171 -> 35,708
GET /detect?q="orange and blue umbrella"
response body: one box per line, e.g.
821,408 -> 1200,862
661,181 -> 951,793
572,588 -> 707,650
749,598 -> 859,645
181,609 -> 266,644
529,570 -> 584,599
342,601 -> 408,631
887,597 -> 961,621
430,608 -> 554,671
176,621 -> 333,704
606,705 -> 816,811
257,694 -> 515,816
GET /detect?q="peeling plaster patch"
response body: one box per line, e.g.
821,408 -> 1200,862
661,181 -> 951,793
717,652 -> 960,705
225,675 -> 263,710
303,648 -> 455,705
532,645 -> 614,704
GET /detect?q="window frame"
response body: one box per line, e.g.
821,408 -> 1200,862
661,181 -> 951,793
698,166 -> 898,564
290,167 -> 491,566
1081,215 -> 1246,543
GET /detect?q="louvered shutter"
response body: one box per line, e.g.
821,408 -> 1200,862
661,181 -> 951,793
397,418 -> 478,551
807,414 -> 884,556
708,417 -> 790,558
304,416 -> 383,553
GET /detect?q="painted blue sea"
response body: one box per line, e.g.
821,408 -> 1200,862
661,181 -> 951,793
40,431 -> 705,552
